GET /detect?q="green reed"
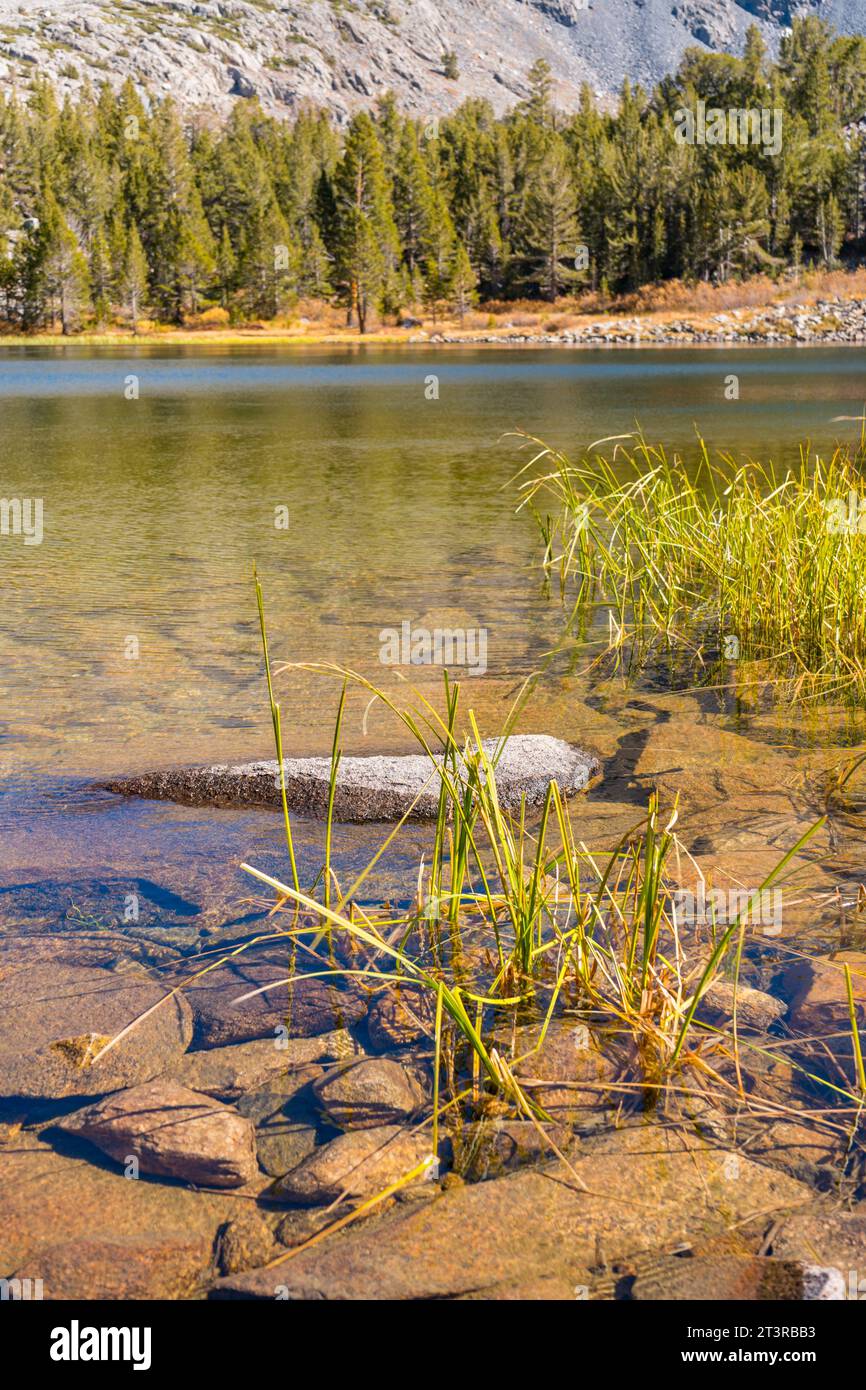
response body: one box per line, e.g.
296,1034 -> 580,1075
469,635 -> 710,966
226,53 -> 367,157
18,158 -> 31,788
98,585 -> 857,1146
242,592 -> 809,1093
513,431 -> 866,699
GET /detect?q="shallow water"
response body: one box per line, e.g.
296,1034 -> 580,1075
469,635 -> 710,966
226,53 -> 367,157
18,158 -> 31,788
2,344 -> 866,953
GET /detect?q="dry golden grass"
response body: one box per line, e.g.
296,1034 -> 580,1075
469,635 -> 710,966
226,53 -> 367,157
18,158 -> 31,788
5,269 -> 866,345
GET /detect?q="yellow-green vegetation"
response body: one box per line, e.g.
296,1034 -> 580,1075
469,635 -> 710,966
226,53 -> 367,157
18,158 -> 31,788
516,431 -> 866,700
239,584 -> 835,1125
97,580 -> 866,1208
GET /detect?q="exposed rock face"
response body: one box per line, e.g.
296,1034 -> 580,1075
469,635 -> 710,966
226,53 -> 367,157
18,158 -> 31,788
104,735 -> 601,822
272,1124 -> 434,1205
0,957 -> 192,1101
58,1079 -> 259,1188
313,1057 -> 426,1130
0,0 -> 851,123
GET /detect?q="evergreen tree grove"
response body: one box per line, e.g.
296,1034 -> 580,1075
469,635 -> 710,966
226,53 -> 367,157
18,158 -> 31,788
0,17 -> 863,333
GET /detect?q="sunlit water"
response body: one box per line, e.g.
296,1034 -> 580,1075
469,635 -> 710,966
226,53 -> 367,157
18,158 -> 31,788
2,344 -> 866,956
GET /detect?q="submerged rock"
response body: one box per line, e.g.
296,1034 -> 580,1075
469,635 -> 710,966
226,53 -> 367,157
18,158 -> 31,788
275,1209 -> 328,1249
455,1118 -> 570,1180
696,980 -> 786,1032
8,1231 -> 216,1302
0,931 -> 181,971
169,1030 -> 355,1101
59,1079 -> 258,1188
215,1211 -> 276,1276
628,1255 -> 844,1301
313,1057 -> 426,1130
742,1119 -> 843,1185
366,986 -> 434,1049
185,956 -> 367,1047
784,950 -> 866,1083
213,1124 -> 810,1300
272,1125 -> 434,1206
509,1020 -> 621,1123
256,1115 -> 320,1179
785,950 -> 866,1034
0,957 -> 192,1101
769,1206 -> 866,1277
236,1070 -> 323,1178
102,734 -> 600,822
0,1133 -> 264,1300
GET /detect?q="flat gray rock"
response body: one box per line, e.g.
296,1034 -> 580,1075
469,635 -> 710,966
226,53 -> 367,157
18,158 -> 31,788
185,958 -> 367,1047
168,1032 -> 354,1102
103,735 -> 600,822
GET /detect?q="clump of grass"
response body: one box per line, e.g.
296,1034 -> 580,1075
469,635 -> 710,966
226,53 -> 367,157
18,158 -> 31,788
513,430 -> 866,700
239,624 -> 826,1109
92,581 -> 862,1206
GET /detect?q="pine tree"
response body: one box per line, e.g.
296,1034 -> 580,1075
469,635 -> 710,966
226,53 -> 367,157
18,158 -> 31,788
296,219 -> 332,300
711,166 -> 773,281
140,99 -> 215,320
817,192 -> 844,266
515,143 -> 581,300
238,198 -> 298,319
522,59 -> 556,130
89,225 -> 112,324
121,222 -> 148,332
333,112 -> 400,333
742,25 -> 769,104
421,185 -> 457,309
27,191 -> 90,333
450,241 -> 478,319
393,123 -> 436,273
216,225 -> 236,310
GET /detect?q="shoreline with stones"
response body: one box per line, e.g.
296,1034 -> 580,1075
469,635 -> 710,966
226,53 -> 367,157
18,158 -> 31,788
2,920 -> 864,1301
420,295 -> 866,349
4,296 -> 866,352
3,732 -> 866,1301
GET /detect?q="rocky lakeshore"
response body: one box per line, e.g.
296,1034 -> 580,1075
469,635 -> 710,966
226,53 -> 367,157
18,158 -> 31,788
421,296 -> 866,348
2,926 -> 865,1302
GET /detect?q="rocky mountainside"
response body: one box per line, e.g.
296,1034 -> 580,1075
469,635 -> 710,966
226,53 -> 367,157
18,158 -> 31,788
0,0 -> 864,122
